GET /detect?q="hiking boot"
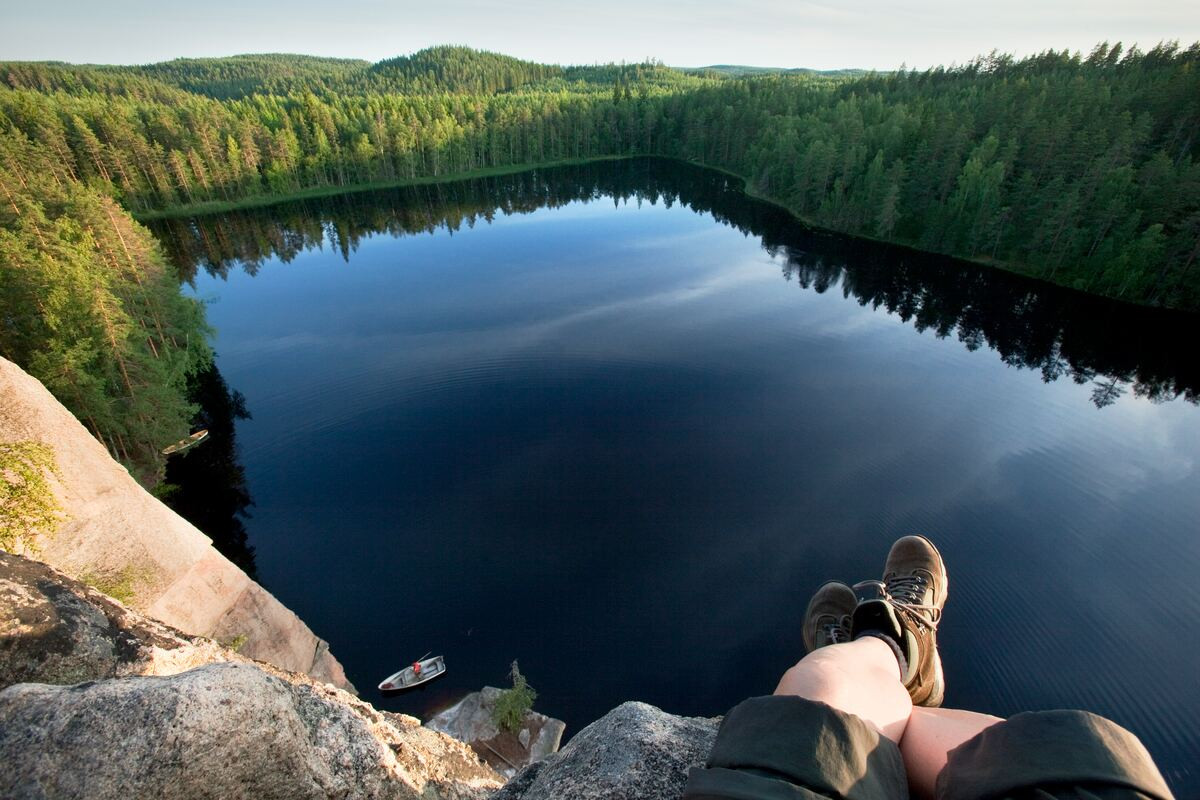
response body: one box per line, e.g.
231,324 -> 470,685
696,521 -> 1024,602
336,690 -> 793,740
851,535 -> 948,706
802,581 -> 857,652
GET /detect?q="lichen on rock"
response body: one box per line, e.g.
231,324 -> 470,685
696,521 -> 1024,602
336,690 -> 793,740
0,440 -> 62,555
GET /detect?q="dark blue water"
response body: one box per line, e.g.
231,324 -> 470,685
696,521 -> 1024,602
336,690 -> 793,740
160,161 -> 1200,794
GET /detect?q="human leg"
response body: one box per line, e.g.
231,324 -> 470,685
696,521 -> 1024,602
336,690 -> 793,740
770,570 -> 984,797
776,631 -> 1006,800
755,544 -> 1012,799
900,706 -> 1003,799
847,535 -> 971,797
851,535 -> 949,708
689,580 -> 913,799
795,536 -> 961,797
768,538 -> 1172,800
774,636 -> 914,744
778,564 -> 986,794
773,541 -> 953,747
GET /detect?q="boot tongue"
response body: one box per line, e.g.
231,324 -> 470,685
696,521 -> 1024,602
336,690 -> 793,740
851,582 -> 924,684
850,581 -> 905,643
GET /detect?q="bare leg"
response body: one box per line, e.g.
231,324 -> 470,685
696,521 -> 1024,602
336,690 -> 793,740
774,638 -> 1004,799
774,636 -> 913,743
900,706 -> 1003,799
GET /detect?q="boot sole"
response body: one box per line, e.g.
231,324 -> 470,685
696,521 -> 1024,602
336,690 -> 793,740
926,651 -> 945,707
910,534 -> 948,707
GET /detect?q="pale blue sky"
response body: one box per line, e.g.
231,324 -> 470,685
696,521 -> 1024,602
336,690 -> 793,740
2,0 -> 1198,70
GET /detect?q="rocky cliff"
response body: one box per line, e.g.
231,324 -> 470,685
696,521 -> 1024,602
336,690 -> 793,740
0,356 -> 350,690
3,550 -> 721,799
2,356 -> 723,798
0,551 -> 504,799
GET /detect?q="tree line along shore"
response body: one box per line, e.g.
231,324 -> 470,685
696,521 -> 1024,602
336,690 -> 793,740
1,43 -> 1197,481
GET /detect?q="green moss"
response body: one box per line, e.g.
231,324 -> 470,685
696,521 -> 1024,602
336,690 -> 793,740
222,633 -> 249,652
0,441 -> 63,554
78,566 -> 151,604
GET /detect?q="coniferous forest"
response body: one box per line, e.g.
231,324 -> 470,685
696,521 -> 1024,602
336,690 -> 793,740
2,43 -> 1198,481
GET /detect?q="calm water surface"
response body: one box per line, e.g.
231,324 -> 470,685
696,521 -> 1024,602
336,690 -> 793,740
158,161 -> 1200,793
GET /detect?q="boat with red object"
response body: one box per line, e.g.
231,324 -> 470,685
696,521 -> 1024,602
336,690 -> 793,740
378,653 -> 445,692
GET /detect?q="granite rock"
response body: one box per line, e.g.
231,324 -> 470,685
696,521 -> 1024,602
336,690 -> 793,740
0,662 -> 504,800
490,701 -> 720,800
0,550 -> 232,690
0,552 -> 504,799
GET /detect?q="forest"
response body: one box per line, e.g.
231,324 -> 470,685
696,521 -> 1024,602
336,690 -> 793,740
1,43 -> 1198,481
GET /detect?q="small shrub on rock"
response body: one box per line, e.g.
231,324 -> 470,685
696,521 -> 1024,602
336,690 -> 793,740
492,660 -> 537,732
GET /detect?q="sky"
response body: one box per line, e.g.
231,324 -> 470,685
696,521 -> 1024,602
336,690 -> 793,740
2,0 -> 1198,71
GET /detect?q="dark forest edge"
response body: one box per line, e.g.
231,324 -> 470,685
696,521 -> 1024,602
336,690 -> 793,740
158,361 -> 257,578
2,42 -> 1198,484
133,156 -> 632,220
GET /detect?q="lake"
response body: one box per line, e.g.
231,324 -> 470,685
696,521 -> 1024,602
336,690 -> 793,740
154,159 -> 1200,794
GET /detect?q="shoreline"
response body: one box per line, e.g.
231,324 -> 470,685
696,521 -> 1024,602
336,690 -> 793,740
137,155 -> 1195,315
133,156 -> 633,221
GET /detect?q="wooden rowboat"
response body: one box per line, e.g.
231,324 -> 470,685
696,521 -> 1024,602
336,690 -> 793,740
162,429 -> 209,455
378,654 -> 446,692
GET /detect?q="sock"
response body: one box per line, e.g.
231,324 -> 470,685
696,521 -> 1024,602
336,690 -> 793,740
855,630 -> 907,679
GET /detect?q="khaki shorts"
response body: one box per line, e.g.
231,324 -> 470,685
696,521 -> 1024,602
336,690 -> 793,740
684,696 -> 1173,799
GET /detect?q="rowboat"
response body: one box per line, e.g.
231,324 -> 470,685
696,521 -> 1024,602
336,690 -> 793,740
162,429 -> 209,455
378,654 -> 446,692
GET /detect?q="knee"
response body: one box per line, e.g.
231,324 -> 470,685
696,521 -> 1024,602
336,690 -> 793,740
775,649 -> 854,700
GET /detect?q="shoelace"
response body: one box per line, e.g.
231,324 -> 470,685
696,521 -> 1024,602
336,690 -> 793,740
822,615 -> 851,644
883,574 -> 942,632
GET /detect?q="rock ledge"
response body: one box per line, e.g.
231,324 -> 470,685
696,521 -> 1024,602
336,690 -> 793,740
0,552 -> 503,800
491,701 -> 719,800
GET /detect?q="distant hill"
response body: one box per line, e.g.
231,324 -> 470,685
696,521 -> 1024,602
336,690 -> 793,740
0,53 -> 374,100
689,64 -> 870,78
369,48 -> 710,94
370,45 -> 561,94
0,46 -> 720,99
133,54 -> 372,98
